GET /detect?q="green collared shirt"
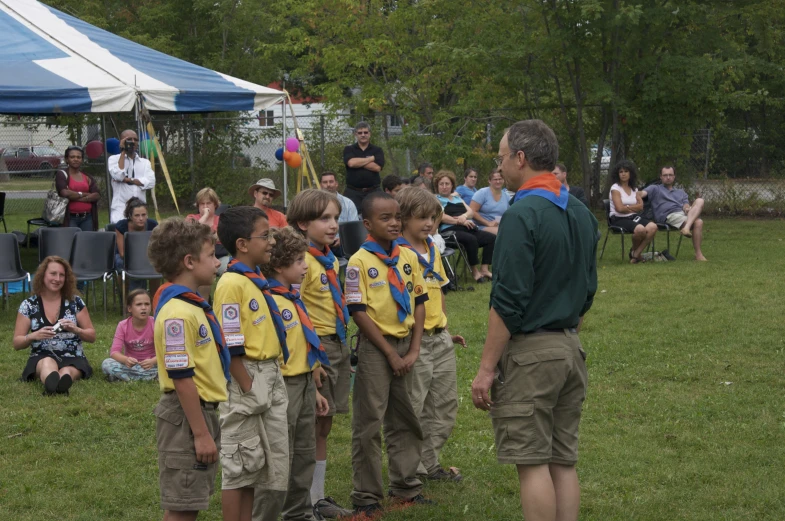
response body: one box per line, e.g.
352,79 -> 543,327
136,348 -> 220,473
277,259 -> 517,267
490,193 -> 598,335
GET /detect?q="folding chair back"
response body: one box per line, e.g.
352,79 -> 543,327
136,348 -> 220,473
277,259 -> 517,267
39,227 -> 81,263
124,231 -> 159,277
0,233 -> 31,307
0,192 -> 6,232
70,232 -> 117,318
339,221 -> 368,259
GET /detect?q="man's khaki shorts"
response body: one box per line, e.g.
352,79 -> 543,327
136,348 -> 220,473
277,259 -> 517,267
154,392 -> 221,511
319,335 -> 351,416
490,330 -> 587,466
219,358 -> 278,490
665,211 -> 688,229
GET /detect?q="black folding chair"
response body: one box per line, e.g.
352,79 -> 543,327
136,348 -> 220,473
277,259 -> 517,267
441,230 -> 474,290
339,221 -> 368,259
70,232 -> 117,319
0,233 -> 31,309
122,231 -> 161,312
39,227 -> 80,263
599,199 -> 631,261
216,204 -> 232,215
0,192 -> 7,233
654,222 -> 683,258
26,218 -> 59,248
104,223 -> 117,232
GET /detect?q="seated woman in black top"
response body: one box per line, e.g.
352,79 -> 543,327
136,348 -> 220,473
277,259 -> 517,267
434,170 -> 496,282
115,197 -> 158,290
13,256 -> 96,395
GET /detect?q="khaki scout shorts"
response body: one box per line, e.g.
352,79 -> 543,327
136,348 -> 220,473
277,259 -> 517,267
319,335 -> 351,416
154,392 -> 221,511
490,330 -> 587,466
219,358 -> 277,490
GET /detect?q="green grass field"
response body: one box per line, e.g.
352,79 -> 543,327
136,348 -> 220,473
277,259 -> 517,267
1,218 -> 784,520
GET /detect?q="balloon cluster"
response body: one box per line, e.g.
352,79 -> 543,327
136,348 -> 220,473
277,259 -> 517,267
275,137 -> 302,168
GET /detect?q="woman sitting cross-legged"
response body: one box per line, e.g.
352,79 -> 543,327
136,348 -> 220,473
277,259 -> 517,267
13,256 -> 96,395
435,169 -> 496,282
101,289 -> 157,382
608,159 -> 657,263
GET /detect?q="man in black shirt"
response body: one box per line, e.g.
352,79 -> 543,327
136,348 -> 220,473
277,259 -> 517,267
343,122 -> 385,213
554,163 -> 590,208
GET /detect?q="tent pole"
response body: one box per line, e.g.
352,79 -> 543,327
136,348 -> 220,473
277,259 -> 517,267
101,115 -> 112,220
282,97 -> 288,208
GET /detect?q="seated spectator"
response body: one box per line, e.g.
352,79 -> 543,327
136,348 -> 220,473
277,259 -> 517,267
187,187 -> 229,296
434,170 -> 495,282
643,166 -> 707,261
250,178 -> 288,227
456,167 -> 478,205
469,169 -> 509,235
608,159 -> 657,264
382,174 -> 405,196
319,170 -> 357,256
412,175 -> 433,192
115,197 -> 158,290
12,256 -> 96,395
102,289 -> 157,382
554,163 -> 589,207
410,161 -> 434,185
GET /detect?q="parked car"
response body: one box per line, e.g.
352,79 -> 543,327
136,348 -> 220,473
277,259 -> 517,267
590,145 -> 611,170
0,146 -> 64,175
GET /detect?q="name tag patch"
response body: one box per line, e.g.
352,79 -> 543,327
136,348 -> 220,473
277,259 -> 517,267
225,333 -> 245,347
319,285 -> 329,292
285,320 -> 300,331
370,280 -> 387,288
253,314 -> 267,325
222,304 -> 241,333
164,353 -> 190,369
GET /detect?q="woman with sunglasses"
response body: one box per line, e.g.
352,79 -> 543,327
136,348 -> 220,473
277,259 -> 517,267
56,146 -> 101,231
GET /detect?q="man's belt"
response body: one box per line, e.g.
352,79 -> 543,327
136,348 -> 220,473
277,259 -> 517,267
346,185 -> 378,193
69,212 -> 89,218
529,327 -> 578,334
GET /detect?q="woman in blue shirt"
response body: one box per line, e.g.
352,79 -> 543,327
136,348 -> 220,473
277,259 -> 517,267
469,169 -> 509,235
455,167 -> 478,205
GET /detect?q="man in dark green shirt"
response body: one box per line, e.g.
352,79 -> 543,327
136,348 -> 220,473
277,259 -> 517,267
472,120 -> 598,521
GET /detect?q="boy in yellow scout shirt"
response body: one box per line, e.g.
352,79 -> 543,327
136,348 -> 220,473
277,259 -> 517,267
286,189 -> 354,519
396,187 -> 467,483
344,191 -> 432,517
213,206 -> 291,521
261,226 -> 330,521
148,218 -> 227,520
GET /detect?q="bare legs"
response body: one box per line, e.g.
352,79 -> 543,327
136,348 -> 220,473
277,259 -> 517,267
315,415 -> 332,460
36,357 -> 82,384
692,218 -> 707,261
630,223 -> 657,262
517,463 -> 580,521
222,488 -> 253,521
681,198 -> 707,261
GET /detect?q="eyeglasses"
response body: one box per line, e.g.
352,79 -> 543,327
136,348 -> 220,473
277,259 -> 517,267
246,233 -> 270,241
356,131 -> 370,135
257,190 -> 275,197
493,151 -> 516,167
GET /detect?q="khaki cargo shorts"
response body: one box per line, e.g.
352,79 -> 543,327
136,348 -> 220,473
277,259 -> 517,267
319,334 -> 351,416
490,330 -> 587,466
665,211 -> 688,229
154,392 -> 221,511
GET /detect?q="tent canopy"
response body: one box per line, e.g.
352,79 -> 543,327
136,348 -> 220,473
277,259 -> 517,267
0,0 -> 283,114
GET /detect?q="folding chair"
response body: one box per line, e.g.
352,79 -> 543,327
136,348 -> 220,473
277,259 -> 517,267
338,221 -> 368,259
27,218 -> 59,248
0,192 -> 7,233
122,231 -> 161,312
70,232 -> 117,319
39,227 -> 80,263
0,233 -> 31,309
441,230 -> 474,291
599,199 -> 630,261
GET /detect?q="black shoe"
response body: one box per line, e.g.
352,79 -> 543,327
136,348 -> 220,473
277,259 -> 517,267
43,372 -> 60,395
314,497 -> 353,518
661,249 -> 676,261
390,493 -> 435,506
56,374 -> 73,395
353,503 -> 383,518
427,466 -> 463,482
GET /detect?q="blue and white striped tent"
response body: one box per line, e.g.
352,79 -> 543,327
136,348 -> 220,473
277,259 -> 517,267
0,0 -> 283,114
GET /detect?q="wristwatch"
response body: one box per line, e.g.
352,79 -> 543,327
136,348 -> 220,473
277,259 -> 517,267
78,191 -> 83,197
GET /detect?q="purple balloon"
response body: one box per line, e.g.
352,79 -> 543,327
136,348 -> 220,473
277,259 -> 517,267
285,137 -> 300,152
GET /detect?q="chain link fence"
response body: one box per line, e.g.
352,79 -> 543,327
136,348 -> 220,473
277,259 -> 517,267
2,114 -> 783,221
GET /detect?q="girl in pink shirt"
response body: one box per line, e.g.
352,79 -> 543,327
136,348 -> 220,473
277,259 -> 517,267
101,290 -> 157,382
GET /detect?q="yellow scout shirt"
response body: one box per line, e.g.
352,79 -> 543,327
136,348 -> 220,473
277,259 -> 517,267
273,294 -> 313,377
213,272 -> 282,361
155,298 -> 228,403
300,252 -> 336,337
344,246 -> 429,338
415,243 -> 449,330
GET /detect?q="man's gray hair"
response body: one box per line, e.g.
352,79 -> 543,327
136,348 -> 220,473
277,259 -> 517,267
506,120 -> 559,172
354,121 -> 371,132
418,162 -> 432,176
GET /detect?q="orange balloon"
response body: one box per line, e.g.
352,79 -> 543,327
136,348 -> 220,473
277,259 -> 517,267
283,150 -> 293,161
286,153 -> 303,168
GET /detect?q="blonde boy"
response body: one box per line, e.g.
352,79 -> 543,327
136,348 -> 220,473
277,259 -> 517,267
148,218 -> 227,521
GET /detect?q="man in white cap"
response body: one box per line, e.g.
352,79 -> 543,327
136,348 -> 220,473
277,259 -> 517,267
249,178 -> 288,228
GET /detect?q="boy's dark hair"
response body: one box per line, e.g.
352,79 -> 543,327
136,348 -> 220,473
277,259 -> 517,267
555,163 -> 567,172
126,288 -> 150,308
382,175 -> 404,193
148,218 -> 216,280
396,186 -> 443,225
217,206 -> 269,257
260,226 -> 308,279
361,191 -> 396,218
611,159 -> 640,189
124,197 -> 148,220
286,189 -> 341,236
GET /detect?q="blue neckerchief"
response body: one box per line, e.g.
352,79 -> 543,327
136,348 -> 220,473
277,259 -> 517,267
361,237 -> 412,322
268,279 -> 331,369
308,243 -> 349,344
397,236 -> 443,282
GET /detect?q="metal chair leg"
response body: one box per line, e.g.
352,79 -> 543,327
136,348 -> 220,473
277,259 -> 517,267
621,233 -> 625,261
676,234 -> 683,258
600,231 -> 610,259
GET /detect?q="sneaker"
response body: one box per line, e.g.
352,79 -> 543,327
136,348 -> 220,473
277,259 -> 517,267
427,466 -> 463,482
314,497 -> 353,519
311,506 -> 325,521
389,493 -> 435,506
353,502 -> 383,519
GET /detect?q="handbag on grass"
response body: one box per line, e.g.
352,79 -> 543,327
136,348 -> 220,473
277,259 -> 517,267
42,170 -> 68,224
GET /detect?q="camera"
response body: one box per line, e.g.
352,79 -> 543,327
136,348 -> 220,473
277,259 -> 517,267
124,140 -> 135,154
51,321 -> 63,333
